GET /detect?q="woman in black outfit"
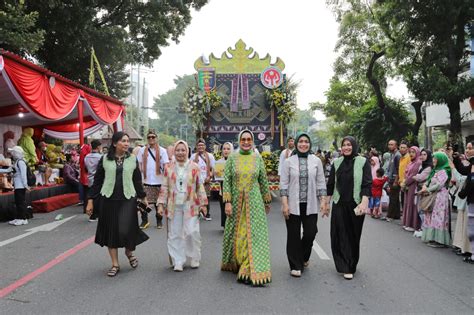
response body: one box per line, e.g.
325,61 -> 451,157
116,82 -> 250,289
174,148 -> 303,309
86,132 -> 149,277
324,136 -> 372,280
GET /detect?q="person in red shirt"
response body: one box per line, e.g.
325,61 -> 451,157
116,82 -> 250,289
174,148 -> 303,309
79,143 -> 91,208
370,168 -> 388,218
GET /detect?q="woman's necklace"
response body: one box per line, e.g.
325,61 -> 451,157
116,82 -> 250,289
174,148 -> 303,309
176,162 -> 187,191
115,154 -> 125,166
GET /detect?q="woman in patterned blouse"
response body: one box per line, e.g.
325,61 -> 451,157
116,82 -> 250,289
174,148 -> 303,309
280,133 -> 328,277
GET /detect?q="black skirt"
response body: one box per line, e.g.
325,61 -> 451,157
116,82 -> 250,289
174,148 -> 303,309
95,197 -> 149,250
330,200 -> 365,274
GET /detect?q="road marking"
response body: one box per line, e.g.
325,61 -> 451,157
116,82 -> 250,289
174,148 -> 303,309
0,215 -> 76,248
312,241 -> 330,260
300,227 -> 331,260
0,236 -> 94,299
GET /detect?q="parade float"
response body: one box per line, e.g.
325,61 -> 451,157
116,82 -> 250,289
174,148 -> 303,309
185,39 -> 297,151
188,40 -> 297,191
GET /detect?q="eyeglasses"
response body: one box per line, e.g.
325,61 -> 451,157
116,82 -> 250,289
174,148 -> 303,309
147,136 -> 156,139
240,138 -> 253,143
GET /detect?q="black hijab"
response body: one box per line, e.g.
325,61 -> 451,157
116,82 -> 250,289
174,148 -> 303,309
291,132 -> 312,158
419,149 -> 433,172
336,136 -> 359,194
341,136 -> 359,160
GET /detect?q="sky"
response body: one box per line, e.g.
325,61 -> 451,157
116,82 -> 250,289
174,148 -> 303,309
145,0 -> 409,120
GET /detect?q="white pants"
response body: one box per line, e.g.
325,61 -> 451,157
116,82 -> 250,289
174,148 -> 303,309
168,205 -> 201,267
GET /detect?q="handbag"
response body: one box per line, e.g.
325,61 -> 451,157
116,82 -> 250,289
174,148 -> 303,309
419,192 -> 437,212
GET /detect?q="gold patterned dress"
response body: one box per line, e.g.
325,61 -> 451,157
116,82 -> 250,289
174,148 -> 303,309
221,151 -> 272,285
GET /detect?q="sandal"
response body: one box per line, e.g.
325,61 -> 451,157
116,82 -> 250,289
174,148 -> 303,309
107,266 -> 120,277
127,254 -> 139,269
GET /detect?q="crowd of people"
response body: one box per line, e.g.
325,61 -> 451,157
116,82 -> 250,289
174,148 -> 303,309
4,127 -> 473,285
311,139 -> 474,265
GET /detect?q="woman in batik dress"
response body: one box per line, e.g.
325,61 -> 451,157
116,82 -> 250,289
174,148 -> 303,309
221,130 -> 272,286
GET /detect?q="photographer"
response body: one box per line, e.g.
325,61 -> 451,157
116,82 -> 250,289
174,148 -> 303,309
452,141 -> 474,264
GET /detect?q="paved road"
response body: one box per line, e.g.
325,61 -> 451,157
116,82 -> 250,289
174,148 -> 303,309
1,199 -> 474,314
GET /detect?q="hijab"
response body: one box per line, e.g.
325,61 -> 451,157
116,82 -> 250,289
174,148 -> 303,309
336,136 -> 360,194
371,156 -> 380,179
291,132 -> 312,158
238,130 -> 254,155
405,146 -> 422,179
222,142 -> 234,160
382,152 -> 391,171
174,140 -> 190,162
341,136 -> 359,160
419,149 -> 433,173
426,151 -> 451,186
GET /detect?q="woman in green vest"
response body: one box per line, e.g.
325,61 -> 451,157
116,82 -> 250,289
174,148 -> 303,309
86,132 -> 149,277
324,136 -> 372,280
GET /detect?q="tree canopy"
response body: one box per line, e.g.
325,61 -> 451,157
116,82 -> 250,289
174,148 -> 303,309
1,0 -> 208,98
318,0 -> 474,150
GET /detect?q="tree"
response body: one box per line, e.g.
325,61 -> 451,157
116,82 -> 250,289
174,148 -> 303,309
0,2 -> 45,55
8,0 -> 208,98
149,74 -> 196,140
378,0 -> 474,143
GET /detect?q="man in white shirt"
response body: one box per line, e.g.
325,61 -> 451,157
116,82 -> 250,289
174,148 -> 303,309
278,136 -> 295,176
190,138 -> 215,221
137,130 -> 169,229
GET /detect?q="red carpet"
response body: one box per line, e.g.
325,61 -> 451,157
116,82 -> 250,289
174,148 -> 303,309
32,193 -> 79,213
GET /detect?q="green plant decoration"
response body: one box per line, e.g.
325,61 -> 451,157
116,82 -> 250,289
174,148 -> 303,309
183,87 -> 222,133
264,77 -> 299,125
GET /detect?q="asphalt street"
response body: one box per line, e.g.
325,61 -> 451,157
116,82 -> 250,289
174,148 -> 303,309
1,198 -> 474,314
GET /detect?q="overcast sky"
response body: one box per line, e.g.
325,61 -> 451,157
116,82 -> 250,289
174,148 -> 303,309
146,0 -> 408,119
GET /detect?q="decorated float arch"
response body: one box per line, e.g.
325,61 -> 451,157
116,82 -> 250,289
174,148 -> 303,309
186,39 -> 297,150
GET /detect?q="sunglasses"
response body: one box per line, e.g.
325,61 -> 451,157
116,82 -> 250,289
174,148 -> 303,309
147,135 -> 156,139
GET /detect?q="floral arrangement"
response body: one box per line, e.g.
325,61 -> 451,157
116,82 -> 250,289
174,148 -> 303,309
261,151 -> 280,174
264,77 -> 299,125
183,87 -> 222,132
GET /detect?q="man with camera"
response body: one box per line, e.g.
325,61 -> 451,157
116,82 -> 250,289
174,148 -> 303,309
137,129 -> 169,229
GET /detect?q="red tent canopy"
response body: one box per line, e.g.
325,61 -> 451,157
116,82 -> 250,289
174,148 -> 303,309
0,50 -> 125,142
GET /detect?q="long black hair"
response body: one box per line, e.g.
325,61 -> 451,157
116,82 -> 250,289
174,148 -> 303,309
107,131 -> 129,160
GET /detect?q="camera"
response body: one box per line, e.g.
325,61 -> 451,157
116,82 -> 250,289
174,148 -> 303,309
137,200 -> 152,213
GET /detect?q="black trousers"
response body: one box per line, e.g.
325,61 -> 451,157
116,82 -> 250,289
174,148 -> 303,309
387,184 -> 401,219
14,188 -> 27,220
219,182 -> 226,227
331,200 -> 365,274
285,203 -> 318,271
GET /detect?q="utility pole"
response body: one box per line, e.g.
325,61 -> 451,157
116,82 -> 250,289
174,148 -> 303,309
136,65 -> 141,134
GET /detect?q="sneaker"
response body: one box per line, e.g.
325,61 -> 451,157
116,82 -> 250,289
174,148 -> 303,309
190,260 -> 200,269
8,219 -> 18,225
413,230 -> 422,238
290,270 -> 301,277
13,219 -> 28,226
174,265 -> 183,272
140,221 -> 150,230
205,215 -> 212,221
88,217 -> 98,222
156,221 -> 163,229
343,273 -> 354,280
404,227 -> 415,232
